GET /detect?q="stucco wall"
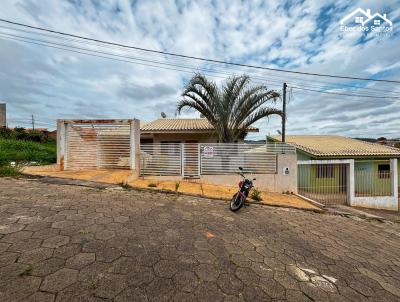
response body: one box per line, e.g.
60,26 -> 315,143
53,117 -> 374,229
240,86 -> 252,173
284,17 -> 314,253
142,132 -> 245,144
200,153 -> 297,193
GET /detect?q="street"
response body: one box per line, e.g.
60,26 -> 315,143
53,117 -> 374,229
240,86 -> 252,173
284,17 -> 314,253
0,178 -> 400,301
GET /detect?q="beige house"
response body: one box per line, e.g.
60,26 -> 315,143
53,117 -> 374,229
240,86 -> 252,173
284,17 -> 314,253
140,118 -> 258,144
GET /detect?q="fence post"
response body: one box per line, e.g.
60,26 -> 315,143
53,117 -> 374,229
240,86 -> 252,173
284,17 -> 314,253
198,144 -> 201,176
390,158 -> 398,199
57,120 -> 67,170
181,143 -> 184,177
129,119 -> 140,171
348,160 -> 355,206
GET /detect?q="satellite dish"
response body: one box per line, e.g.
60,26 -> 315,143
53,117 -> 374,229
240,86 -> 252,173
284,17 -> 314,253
161,112 -> 167,118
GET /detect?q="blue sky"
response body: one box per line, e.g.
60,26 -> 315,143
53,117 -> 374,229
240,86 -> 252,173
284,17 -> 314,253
0,0 -> 399,139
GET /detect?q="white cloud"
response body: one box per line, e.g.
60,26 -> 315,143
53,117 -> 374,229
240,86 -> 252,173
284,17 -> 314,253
0,0 -> 399,139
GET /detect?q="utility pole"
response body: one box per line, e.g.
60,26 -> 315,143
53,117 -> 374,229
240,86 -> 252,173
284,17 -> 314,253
282,82 -> 287,143
31,114 -> 35,130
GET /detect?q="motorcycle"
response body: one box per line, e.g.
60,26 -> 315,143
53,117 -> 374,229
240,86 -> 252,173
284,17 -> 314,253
229,167 -> 256,212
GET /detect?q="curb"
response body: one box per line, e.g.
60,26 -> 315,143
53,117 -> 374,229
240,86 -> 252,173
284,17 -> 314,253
25,174 -> 322,213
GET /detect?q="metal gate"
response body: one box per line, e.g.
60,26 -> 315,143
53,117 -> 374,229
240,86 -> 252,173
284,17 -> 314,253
297,162 -> 349,205
140,143 -> 281,177
65,122 -> 131,170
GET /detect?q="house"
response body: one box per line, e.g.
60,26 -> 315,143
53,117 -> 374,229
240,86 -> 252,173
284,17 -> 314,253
363,12 -> 392,27
340,8 -> 371,25
140,118 -> 258,144
268,135 -> 400,210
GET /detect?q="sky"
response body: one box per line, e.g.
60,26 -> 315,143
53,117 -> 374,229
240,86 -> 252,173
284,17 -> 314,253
0,0 -> 399,139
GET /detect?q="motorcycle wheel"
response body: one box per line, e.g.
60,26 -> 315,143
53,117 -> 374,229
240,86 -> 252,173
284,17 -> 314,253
230,193 -> 245,212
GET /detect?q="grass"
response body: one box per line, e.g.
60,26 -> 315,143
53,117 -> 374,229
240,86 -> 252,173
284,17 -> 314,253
0,164 -> 22,177
250,188 -> 263,201
19,265 -> 33,277
148,182 -> 157,188
175,181 -> 180,192
0,139 -> 56,165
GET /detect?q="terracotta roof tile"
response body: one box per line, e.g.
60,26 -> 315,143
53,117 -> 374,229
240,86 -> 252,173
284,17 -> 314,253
141,118 -> 258,132
270,135 -> 400,157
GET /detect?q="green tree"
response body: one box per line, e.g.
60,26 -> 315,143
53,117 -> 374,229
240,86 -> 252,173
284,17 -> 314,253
177,74 -> 282,142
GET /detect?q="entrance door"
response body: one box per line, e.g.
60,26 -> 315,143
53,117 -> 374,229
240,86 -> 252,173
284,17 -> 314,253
183,141 -> 199,178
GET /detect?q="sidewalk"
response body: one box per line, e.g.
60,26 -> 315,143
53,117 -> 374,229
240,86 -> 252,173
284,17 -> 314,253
23,166 -> 319,211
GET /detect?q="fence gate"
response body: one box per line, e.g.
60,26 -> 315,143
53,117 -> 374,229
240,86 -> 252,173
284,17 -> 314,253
297,162 -> 349,205
140,143 -> 283,176
65,122 -> 132,170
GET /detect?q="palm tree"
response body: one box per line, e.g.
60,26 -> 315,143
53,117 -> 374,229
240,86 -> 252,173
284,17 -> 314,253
177,74 -> 282,142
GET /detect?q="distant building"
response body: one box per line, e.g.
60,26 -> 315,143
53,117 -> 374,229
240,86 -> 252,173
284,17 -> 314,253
0,103 -> 6,128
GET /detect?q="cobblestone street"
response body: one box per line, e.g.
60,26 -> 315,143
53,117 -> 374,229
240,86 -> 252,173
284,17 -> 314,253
0,178 -> 400,301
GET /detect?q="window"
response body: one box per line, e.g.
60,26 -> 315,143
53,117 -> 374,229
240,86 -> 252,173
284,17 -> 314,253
355,16 -> 363,23
316,165 -> 334,178
374,19 -> 381,25
378,164 -> 390,179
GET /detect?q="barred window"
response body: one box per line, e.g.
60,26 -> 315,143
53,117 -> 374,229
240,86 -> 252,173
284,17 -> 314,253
316,165 -> 334,178
378,164 -> 390,179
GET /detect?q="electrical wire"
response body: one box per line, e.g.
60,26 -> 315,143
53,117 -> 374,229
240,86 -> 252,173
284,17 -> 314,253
0,18 -> 399,83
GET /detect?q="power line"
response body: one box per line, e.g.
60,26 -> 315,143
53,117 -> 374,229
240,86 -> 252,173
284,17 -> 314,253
2,26 -> 400,98
0,33 -> 282,90
0,18 -> 399,84
290,86 -> 400,99
2,32 -> 398,101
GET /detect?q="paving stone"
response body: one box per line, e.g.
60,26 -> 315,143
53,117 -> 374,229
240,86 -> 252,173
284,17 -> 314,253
195,263 -> 220,281
94,273 -> 128,299
95,229 -> 115,240
40,268 -> 79,293
18,247 -> 54,264
42,235 -> 70,248
0,276 -> 42,301
145,277 -> 175,302
66,252 -> 95,269
154,259 -> 179,278
1,178 -> 400,301
25,291 -> 55,302
115,286 -> 148,302
0,223 -> 25,234
1,230 -> 33,242
173,270 -> 200,292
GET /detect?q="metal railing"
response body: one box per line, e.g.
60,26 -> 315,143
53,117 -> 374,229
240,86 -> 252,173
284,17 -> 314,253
140,142 -> 283,176
297,163 -> 348,205
140,143 -> 182,176
200,143 -> 277,174
355,171 -> 392,197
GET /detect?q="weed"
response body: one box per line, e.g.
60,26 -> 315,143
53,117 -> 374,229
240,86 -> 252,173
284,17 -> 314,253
250,188 -> 263,201
0,164 -> 22,177
19,265 -> 33,276
175,181 -> 180,192
0,139 -> 56,165
88,281 -> 97,290
148,183 -> 157,188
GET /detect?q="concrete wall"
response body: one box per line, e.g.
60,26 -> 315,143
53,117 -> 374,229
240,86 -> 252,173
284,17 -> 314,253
350,159 -> 398,211
141,132 -> 245,144
0,103 -> 6,127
